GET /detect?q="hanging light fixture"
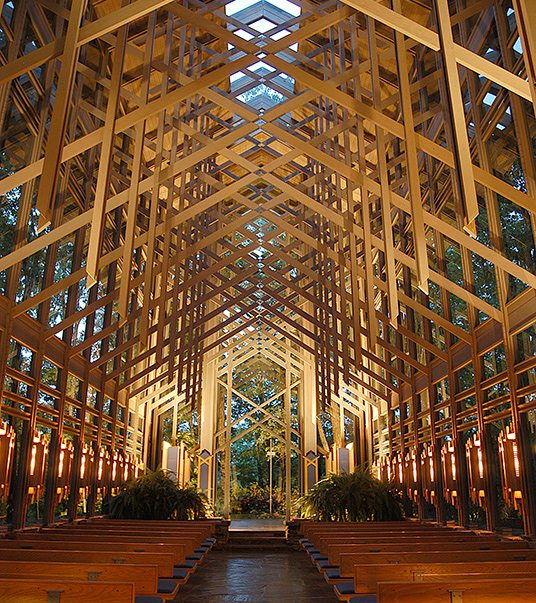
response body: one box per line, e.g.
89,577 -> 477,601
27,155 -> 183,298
110,450 -> 126,495
378,456 -> 390,482
498,426 -> 523,511
27,432 -> 48,504
0,422 -> 15,502
125,453 -> 142,482
78,443 -> 95,502
391,452 -> 404,490
466,434 -> 486,508
441,441 -> 458,506
420,442 -> 436,505
56,438 -> 74,502
95,447 -> 111,494
404,447 -> 419,502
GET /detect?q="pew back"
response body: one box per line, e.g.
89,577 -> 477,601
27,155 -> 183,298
339,549 -> 536,577
377,578 -> 536,602
0,578 -> 135,603
353,560 -> 536,594
0,538 -> 185,564
327,539 -> 527,564
0,548 -> 174,576
0,561 -> 157,595
17,532 -> 197,556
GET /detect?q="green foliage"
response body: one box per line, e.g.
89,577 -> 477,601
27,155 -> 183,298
175,486 -> 210,520
160,406 -> 198,449
227,357 -> 296,491
231,483 -> 284,516
110,469 -> 210,520
296,466 -> 403,522
499,501 -> 521,522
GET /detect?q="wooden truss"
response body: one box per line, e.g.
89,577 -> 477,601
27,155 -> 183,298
0,0 -> 535,531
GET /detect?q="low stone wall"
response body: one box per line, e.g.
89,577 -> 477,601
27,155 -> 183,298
285,519 -> 302,550
214,519 -> 230,548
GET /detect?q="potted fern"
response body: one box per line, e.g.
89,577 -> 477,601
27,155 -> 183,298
296,466 -> 403,521
109,469 -> 210,520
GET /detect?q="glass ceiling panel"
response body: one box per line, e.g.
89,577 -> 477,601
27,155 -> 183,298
226,0 -> 301,105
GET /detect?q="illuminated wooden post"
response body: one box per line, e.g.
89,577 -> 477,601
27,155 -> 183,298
198,354 -> 218,505
223,364 -> 232,520
198,300 -> 220,505
301,351 -> 318,493
285,354 -> 292,521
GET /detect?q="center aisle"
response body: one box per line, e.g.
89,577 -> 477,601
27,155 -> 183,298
174,548 -> 340,602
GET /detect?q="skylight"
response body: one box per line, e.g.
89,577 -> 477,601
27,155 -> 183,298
226,0 -> 301,104
226,0 -> 300,17
249,18 -> 276,34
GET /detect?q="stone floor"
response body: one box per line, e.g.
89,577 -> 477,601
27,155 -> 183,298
174,549 -> 339,603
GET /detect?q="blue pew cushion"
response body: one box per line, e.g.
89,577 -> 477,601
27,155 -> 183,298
187,553 -> 203,560
349,597 -> 377,603
173,568 -> 188,580
317,560 -> 338,569
135,597 -> 163,603
334,581 -> 355,596
157,579 -> 178,594
195,548 -> 206,553
175,560 -> 196,569
324,568 -> 341,579
311,553 -> 328,561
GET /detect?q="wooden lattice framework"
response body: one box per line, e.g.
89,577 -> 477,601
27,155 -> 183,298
0,0 -> 535,533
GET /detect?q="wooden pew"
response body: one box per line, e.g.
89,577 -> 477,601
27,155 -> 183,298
326,539 -> 529,568
302,526 -> 464,541
301,522 -> 457,537
91,518 -> 218,534
302,527 -> 477,549
376,578 -> 536,602
0,548 -> 175,577
0,561 -> 159,596
15,533 -> 201,568
0,578 -> 135,603
419,572 -> 536,583
59,522 -> 213,539
314,534 -> 500,556
309,530 -> 479,543
352,560 -> 536,595
0,538 -> 186,566
0,549 -> 181,599
24,530 -> 202,558
338,549 -> 536,580
317,533 -> 498,545
39,526 -> 207,540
